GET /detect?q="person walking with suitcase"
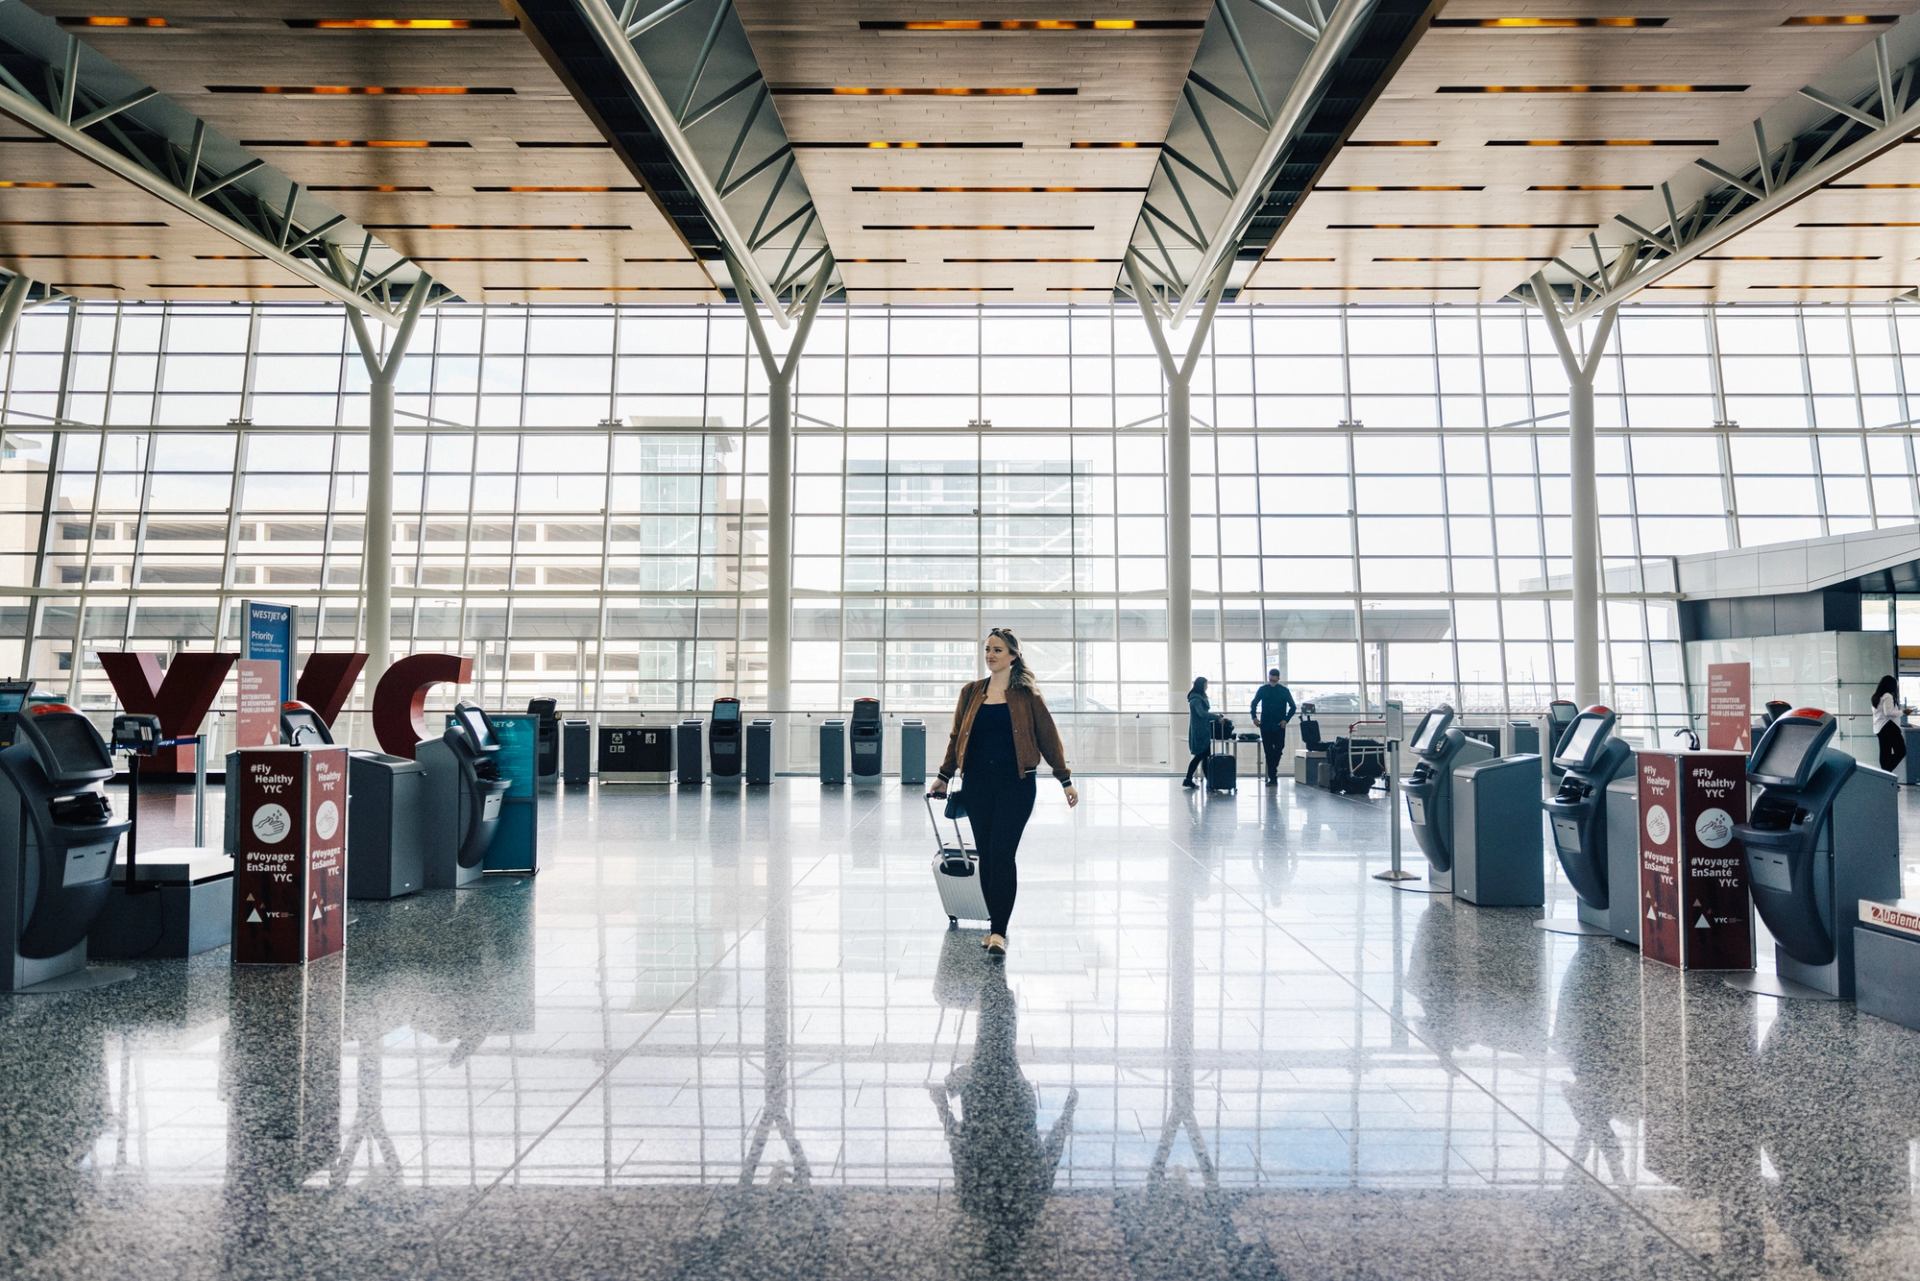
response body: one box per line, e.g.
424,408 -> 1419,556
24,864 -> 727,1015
930,628 -> 1077,957
1249,668 -> 1297,786
1182,676 -> 1211,788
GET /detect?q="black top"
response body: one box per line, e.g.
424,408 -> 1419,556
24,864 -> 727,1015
1250,681 -> 1297,730
964,701 -> 1021,782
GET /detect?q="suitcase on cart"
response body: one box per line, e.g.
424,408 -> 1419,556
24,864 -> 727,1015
926,793 -> 991,928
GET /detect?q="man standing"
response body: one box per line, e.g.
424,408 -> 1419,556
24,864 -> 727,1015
1249,668 -> 1297,785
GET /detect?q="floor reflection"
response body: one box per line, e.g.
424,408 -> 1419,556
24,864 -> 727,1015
0,777 -> 1916,1280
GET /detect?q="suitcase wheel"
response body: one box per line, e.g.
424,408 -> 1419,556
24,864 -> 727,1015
948,916 -> 958,928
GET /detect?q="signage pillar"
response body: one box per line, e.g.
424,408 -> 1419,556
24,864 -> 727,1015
1637,750 -> 1752,971
232,745 -> 348,965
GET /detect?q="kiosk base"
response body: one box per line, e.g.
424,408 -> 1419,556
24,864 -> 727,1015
14,964 -> 137,994
1723,970 -> 1840,1002
1535,916 -> 1611,937
91,849 -> 233,958
1536,899 -> 1612,936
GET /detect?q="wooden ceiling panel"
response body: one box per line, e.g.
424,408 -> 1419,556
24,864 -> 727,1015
1269,3 -> 1920,303
736,0 -> 1209,300
0,136 -> 333,299
28,5 -> 710,302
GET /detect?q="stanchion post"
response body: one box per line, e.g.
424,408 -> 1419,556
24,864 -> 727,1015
125,751 -> 140,891
1373,738 -> 1419,883
193,733 -> 206,847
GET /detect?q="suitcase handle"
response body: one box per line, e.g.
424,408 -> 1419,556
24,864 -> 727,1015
924,792 -> 971,855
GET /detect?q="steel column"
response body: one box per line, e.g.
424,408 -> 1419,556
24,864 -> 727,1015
1128,255 -> 1232,718
1532,273 -> 1618,707
730,255 -> 830,761
0,273 -> 31,351
345,278 -> 433,694
1168,374 -> 1194,711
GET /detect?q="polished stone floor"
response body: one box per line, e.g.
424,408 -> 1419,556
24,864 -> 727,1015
5,775 -> 1920,1281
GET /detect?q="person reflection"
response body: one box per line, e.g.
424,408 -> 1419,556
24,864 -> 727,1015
929,963 -> 1076,1240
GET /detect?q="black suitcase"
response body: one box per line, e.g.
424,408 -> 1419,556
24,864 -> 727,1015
1205,736 -> 1237,794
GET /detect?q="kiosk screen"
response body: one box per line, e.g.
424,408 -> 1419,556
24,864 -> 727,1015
281,709 -> 331,746
1553,716 -> 1604,770
1752,720 -> 1823,787
1410,711 -> 1444,755
458,704 -> 498,751
713,700 -> 740,721
32,714 -> 112,775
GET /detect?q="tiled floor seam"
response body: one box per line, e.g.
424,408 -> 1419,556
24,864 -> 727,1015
1098,777 -> 1721,1279
424,785 -> 888,1254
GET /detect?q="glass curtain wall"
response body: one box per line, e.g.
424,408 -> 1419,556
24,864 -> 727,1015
5,299 -> 1918,756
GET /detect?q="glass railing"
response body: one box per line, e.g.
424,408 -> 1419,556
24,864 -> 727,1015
84,703 -> 1736,777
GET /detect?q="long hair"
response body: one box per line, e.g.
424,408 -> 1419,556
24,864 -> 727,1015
1875,674 -> 1900,706
1189,676 -> 1208,697
988,627 -> 1038,691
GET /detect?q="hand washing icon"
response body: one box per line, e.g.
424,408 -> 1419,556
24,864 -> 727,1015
250,803 -> 291,844
1694,807 -> 1733,850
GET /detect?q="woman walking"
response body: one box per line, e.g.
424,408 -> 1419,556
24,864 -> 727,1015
1873,674 -> 1907,775
1182,676 -> 1211,788
930,628 -> 1078,956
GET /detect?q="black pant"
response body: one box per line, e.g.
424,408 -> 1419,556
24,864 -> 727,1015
1184,752 -> 1207,782
1261,725 -> 1287,780
1880,722 -> 1908,774
967,771 -> 1036,936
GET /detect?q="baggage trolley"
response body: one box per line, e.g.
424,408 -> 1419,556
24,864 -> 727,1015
1338,719 -> 1390,794
925,793 -> 991,928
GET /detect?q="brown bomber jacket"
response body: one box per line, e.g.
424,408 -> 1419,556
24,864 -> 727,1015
935,678 -> 1073,786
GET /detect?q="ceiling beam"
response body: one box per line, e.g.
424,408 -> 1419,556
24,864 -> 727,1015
1128,0 -> 1375,329
1532,27 -> 1920,326
0,24 -> 445,325
568,0 -> 836,326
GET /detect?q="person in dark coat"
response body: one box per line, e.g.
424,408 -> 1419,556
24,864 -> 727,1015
1183,677 -> 1211,788
1872,674 -> 1907,775
1248,668 -> 1297,785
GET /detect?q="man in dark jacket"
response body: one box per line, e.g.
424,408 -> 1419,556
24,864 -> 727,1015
1249,669 -> 1297,785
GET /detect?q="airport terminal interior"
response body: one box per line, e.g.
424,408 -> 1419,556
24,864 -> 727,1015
11,2 -> 1920,1279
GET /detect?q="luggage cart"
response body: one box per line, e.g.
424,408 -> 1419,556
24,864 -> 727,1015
1336,719 -> 1391,794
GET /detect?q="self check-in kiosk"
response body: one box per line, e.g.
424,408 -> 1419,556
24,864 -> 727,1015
1728,708 -> 1900,1000
850,696 -> 883,783
416,700 -> 509,890
0,679 -> 33,749
281,700 -> 427,900
1402,704 -> 1495,893
0,705 -> 130,991
1540,706 -> 1635,938
1544,699 -> 1580,784
709,697 -> 743,779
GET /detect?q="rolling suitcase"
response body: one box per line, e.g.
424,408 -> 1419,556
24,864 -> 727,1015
1205,727 -> 1237,794
925,793 -> 991,928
